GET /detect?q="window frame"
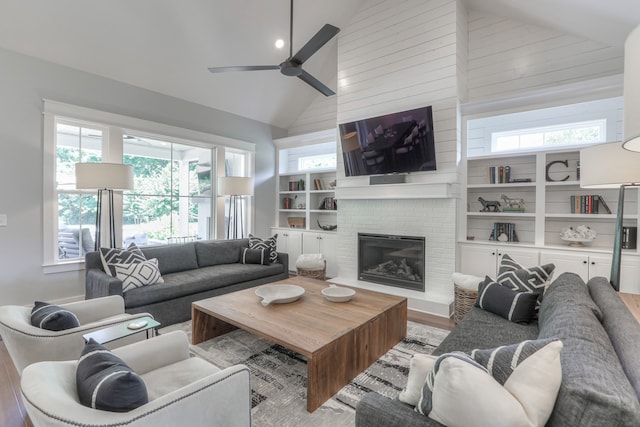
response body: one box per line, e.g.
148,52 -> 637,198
43,100 -> 255,273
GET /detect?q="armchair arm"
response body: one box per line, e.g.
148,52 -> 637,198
85,268 -> 123,299
64,295 -> 125,324
113,331 -> 190,375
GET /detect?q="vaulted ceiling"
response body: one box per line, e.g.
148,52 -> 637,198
0,0 -> 637,130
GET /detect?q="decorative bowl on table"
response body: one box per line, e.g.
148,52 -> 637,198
321,284 -> 356,302
255,284 -> 305,306
560,236 -> 595,247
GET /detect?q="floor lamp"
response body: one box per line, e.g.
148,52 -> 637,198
218,176 -> 254,239
580,143 -> 640,291
75,163 -> 134,250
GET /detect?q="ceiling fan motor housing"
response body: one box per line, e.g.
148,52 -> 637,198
280,60 -> 302,76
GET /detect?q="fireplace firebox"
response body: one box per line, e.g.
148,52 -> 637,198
358,233 -> 425,291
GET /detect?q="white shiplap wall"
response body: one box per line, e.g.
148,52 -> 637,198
467,10 -> 624,102
287,77 -> 338,136
331,0 -> 463,310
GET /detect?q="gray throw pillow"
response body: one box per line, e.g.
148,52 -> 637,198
30,301 -> 80,331
76,339 -> 148,412
475,276 -> 539,324
241,248 -> 270,265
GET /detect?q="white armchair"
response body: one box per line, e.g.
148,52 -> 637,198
21,331 -> 251,427
0,295 -> 151,374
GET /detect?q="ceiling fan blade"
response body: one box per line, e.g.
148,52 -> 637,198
208,65 -> 280,73
298,69 -> 335,96
291,24 -> 340,65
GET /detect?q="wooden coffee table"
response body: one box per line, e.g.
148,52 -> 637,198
191,276 -> 407,412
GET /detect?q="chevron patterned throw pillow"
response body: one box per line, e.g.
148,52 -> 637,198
114,258 -> 164,292
249,234 -> 278,264
99,243 -> 147,277
496,254 -> 555,312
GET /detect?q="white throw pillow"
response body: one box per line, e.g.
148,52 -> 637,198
398,354 -> 437,406
451,272 -> 483,291
418,339 -> 563,427
428,357 -> 530,427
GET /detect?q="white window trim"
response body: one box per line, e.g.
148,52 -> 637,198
43,100 -> 255,274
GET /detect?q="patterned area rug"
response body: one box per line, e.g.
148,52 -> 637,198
159,321 -> 449,427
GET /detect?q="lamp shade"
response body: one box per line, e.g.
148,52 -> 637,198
217,176 -> 254,196
580,142 -> 640,188
75,163 -> 134,190
623,25 -> 640,152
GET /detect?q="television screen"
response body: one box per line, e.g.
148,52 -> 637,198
338,106 -> 436,177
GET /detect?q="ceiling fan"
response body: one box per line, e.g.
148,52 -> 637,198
207,0 -> 340,96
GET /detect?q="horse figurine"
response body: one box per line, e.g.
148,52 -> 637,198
501,194 -> 525,209
478,197 -> 501,212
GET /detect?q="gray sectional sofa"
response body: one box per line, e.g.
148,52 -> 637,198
85,238 -> 289,326
356,273 -> 640,426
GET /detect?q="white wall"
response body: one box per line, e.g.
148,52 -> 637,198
0,47 -> 283,306
467,10 -> 624,102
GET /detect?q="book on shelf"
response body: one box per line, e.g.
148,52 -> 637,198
569,195 -> 610,214
487,165 -> 514,184
489,222 -> 519,242
313,178 -> 323,190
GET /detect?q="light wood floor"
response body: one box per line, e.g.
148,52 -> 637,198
0,310 -> 453,427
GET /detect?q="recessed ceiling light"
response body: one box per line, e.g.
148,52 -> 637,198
275,39 -> 285,49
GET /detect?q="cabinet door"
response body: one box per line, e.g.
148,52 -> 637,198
460,245 -> 499,278
586,254 -> 611,281
539,251 -> 589,283
496,248 -> 540,271
276,229 -> 302,272
302,232 -> 337,278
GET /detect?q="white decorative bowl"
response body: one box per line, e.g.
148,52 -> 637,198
561,236 -> 595,247
255,284 -> 305,306
321,285 -> 356,302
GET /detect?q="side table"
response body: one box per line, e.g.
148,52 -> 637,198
82,316 -> 160,345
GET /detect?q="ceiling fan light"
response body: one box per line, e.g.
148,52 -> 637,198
275,39 -> 285,49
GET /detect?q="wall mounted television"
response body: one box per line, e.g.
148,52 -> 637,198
338,106 -> 436,177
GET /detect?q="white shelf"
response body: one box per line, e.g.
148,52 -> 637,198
467,212 -> 535,218
467,182 -> 535,188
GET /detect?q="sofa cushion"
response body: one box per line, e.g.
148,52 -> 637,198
475,276 -> 539,324
433,307 -> 539,357
249,234 -> 278,264
122,262 -> 286,308
418,338 -> 563,427
141,243 -> 198,274
76,338 -> 148,412
100,244 -> 146,276
399,354 -> 437,407
195,239 -> 248,267
30,301 -> 80,331
539,273 -> 640,426
115,258 -> 164,292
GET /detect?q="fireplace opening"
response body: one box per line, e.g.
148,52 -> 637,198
358,233 -> 425,291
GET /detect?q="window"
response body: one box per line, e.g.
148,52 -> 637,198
44,100 -> 255,271
122,135 -> 213,247
221,149 -> 251,239
298,153 -> 337,170
491,120 -> 606,152
55,121 -> 104,260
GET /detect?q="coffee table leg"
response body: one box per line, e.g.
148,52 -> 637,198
191,307 -> 238,344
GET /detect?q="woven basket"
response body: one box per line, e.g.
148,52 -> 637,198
454,283 -> 478,324
297,260 -> 326,281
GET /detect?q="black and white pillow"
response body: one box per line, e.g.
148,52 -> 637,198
241,248 -> 269,265
249,234 -> 278,264
100,243 -> 146,276
475,276 -> 539,323
76,338 -> 148,412
497,254 -> 555,294
30,301 -> 80,331
418,338 -> 563,423
114,258 -> 164,292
